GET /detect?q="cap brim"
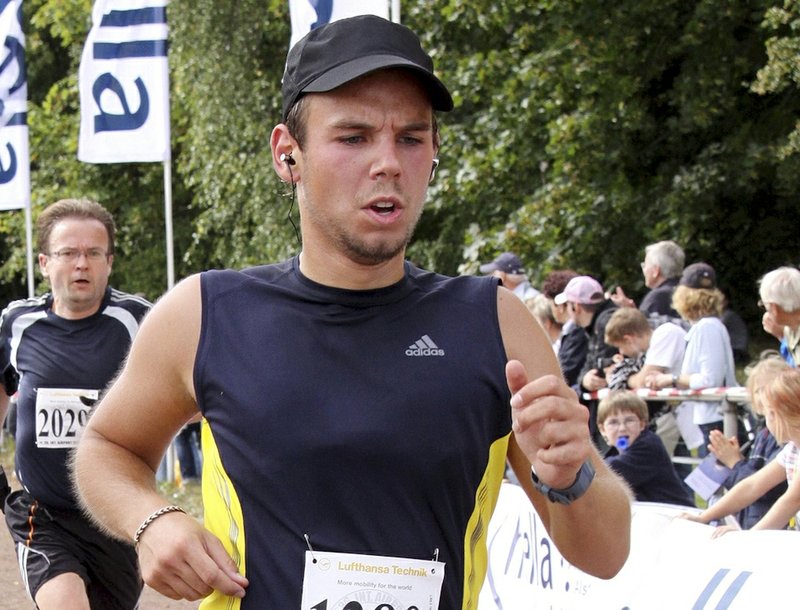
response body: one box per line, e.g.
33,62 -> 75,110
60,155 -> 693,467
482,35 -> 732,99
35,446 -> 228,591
479,263 -> 498,274
302,54 -> 454,112
554,293 -> 568,305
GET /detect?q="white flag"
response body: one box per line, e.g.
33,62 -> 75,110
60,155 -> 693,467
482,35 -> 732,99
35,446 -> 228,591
78,0 -> 170,163
289,0 -> 390,49
0,0 -> 30,211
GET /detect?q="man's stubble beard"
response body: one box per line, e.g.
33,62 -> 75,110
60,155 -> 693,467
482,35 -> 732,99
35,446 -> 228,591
301,191 -> 425,266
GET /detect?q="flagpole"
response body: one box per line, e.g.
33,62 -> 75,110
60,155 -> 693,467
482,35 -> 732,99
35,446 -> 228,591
161,162 -> 175,475
25,205 -> 34,297
163,159 -> 174,290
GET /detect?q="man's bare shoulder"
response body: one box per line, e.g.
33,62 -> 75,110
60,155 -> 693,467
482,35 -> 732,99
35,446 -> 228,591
133,274 -> 203,374
153,273 -> 202,309
496,285 -> 562,378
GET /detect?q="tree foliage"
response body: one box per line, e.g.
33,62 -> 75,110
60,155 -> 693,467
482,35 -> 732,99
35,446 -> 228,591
2,0 -> 798,330
406,0 -> 800,325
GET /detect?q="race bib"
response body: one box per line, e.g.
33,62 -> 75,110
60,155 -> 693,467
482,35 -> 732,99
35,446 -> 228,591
35,388 -> 98,449
301,550 -> 445,610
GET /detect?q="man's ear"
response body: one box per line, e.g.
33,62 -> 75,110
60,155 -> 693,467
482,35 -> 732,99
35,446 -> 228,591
271,124 -> 300,183
38,253 -> 49,279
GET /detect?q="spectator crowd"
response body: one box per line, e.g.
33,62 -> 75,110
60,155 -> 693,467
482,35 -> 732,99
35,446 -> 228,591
481,244 -> 800,533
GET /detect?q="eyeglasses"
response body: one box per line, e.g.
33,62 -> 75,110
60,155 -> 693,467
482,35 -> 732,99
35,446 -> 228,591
47,248 -> 110,263
603,416 -> 640,430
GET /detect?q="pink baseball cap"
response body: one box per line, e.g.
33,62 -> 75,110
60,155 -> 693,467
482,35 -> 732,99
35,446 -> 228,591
554,276 -> 604,305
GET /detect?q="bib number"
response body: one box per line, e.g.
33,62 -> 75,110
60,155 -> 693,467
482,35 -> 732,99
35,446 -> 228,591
311,599 -> 419,610
301,551 -> 445,610
35,388 -> 98,449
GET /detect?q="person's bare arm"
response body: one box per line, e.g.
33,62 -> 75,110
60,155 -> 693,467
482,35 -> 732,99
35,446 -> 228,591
750,464 -> 800,531
73,275 -> 247,600
683,459 -> 785,526
626,363 -> 665,389
499,288 -> 632,579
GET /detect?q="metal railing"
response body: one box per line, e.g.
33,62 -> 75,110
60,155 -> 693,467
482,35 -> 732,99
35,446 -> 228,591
583,387 -> 751,465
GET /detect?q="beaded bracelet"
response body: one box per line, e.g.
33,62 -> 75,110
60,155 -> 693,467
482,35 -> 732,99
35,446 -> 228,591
133,505 -> 186,545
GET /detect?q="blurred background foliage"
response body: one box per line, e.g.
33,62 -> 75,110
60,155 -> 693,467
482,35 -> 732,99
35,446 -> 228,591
1,0 -> 798,336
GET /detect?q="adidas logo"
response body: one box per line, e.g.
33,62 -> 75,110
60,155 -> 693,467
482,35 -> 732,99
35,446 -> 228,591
405,334 -> 445,357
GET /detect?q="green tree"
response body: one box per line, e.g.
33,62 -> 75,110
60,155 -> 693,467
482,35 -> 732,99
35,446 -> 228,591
407,0 -> 799,329
168,0 -> 295,274
2,0 -> 798,337
1,0 -> 190,303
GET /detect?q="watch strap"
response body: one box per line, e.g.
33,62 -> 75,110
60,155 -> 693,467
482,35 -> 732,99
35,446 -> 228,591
530,460 -> 596,505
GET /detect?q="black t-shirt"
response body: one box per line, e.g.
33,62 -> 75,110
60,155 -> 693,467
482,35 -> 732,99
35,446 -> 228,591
0,288 -> 151,509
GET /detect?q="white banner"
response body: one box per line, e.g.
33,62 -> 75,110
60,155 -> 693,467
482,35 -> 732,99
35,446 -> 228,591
480,482 -> 796,609
0,0 -> 29,211
289,0 -> 390,49
78,0 -> 170,163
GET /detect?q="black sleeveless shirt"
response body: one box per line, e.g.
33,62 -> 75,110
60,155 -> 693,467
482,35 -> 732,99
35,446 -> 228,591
196,258 -> 512,609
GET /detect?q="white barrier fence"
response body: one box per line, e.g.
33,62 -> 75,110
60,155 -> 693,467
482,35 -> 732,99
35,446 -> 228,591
479,483 -> 794,610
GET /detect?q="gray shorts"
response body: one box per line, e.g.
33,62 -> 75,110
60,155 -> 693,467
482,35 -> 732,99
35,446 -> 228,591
4,489 -> 142,609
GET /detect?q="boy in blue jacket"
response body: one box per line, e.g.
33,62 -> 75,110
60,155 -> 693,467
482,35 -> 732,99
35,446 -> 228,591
599,391 -> 695,507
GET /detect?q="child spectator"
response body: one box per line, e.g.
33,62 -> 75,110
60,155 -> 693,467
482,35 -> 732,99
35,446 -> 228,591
604,307 -> 698,482
598,391 -> 695,506
705,355 -> 788,529
684,364 -> 800,536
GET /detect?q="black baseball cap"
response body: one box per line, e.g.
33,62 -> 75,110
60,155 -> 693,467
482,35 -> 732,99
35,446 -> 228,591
281,15 -> 454,121
479,252 -> 526,275
680,262 -> 717,289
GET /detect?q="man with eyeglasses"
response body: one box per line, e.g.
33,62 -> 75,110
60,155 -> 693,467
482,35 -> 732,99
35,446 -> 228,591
0,198 -> 151,609
609,240 -> 684,320
597,391 -> 694,506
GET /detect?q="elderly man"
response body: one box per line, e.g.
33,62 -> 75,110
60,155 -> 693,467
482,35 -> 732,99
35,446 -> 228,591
611,240 -> 685,318
759,266 -> 800,366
